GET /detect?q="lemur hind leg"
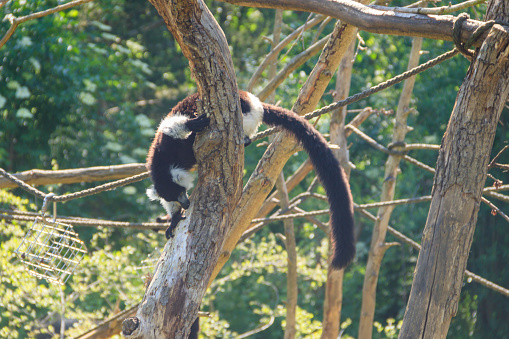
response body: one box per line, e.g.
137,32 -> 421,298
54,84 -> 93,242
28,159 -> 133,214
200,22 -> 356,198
160,200 -> 186,239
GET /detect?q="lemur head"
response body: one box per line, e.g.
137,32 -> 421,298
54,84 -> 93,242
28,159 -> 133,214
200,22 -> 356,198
177,190 -> 190,209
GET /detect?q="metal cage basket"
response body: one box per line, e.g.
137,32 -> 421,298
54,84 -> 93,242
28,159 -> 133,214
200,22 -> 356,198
14,216 -> 87,285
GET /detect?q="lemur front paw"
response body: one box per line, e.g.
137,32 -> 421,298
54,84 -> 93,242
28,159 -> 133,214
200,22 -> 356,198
166,210 -> 186,239
243,136 -> 252,147
186,114 -> 210,132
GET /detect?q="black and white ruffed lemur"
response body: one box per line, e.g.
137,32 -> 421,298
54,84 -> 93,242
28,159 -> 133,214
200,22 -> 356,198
147,91 -> 355,338
146,90 -> 355,269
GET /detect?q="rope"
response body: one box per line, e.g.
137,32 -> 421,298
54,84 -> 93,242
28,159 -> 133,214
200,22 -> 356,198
251,48 -> 460,142
453,13 -> 474,58
0,213 -> 167,230
0,168 -> 47,199
453,13 -> 508,59
0,167 -> 149,203
52,172 -> 149,202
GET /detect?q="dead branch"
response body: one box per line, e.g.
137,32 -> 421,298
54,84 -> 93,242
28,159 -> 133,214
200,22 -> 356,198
217,0 -> 489,47
0,0 -> 94,49
0,164 -> 147,189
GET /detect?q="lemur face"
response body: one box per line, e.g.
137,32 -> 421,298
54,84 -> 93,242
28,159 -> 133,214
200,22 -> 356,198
177,190 -> 190,209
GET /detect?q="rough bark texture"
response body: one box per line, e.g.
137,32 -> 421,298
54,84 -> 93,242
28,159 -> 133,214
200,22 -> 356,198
359,35 -> 423,339
218,0 -> 489,46
122,0 -> 243,338
320,38 -> 355,339
399,1 -> 509,337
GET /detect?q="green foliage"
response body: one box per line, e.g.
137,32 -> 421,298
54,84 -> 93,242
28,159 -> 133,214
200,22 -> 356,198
0,189 -> 165,338
1,0 -> 507,338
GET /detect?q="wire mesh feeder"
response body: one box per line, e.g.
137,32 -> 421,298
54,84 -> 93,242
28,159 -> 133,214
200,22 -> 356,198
14,216 -> 87,285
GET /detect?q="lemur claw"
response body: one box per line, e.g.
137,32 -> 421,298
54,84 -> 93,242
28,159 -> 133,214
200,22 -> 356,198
166,210 -> 186,239
186,114 -> 210,132
244,136 -> 252,147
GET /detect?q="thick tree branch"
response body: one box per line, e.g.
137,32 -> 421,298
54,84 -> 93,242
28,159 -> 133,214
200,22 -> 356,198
122,0 -> 243,338
0,164 -> 147,189
217,0 -> 489,46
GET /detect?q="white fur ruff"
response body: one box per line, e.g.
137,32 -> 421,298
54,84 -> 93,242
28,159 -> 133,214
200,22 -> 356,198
169,166 -> 195,191
158,113 -> 192,139
146,186 -> 183,215
243,92 -> 264,138
161,200 -> 181,216
146,185 -> 160,201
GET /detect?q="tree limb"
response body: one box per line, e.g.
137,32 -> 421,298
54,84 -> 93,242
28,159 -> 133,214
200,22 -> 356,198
217,0 -> 489,46
0,164 -> 147,189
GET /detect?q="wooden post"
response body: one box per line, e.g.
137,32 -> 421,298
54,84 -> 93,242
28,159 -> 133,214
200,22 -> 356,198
399,2 -> 509,337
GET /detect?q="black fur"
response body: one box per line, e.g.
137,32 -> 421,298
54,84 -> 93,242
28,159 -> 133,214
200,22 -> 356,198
254,99 -> 355,269
146,91 -> 355,269
188,318 -> 199,339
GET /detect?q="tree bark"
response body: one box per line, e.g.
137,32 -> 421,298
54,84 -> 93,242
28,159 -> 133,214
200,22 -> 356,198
121,0 -> 243,337
399,1 -> 509,337
218,0 -> 489,46
321,37 -> 355,339
359,34 -> 423,339
0,164 -> 147,189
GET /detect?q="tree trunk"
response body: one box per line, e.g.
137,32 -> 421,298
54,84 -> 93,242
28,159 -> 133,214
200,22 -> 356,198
320,37 -> 355,339
399,2 -> 509,337
121,0 -> 243,338
358,34 -> 423,339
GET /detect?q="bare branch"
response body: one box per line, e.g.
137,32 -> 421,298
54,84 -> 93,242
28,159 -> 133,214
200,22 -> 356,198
217,0 -> 489,46
398,0 -> 487,15
0,164 -> 147,189
0,0 -> 94,49
488,144 -> 509,169
247,14 -> 325,91
356,208 -> 509,297
481,197 -> 509,223
256,34 -> 330,101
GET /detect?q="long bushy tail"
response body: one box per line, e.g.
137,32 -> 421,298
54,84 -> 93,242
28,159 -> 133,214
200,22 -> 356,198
262,103 -> 355,269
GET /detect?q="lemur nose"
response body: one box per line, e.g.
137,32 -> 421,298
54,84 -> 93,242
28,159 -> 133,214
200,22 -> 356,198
178,192 -> 191,209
